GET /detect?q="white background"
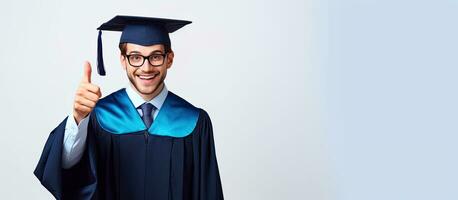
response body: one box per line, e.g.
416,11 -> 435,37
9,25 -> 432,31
0,0 -> 456,199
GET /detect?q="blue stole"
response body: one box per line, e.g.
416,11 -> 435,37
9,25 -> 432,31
94,88 -> 200,137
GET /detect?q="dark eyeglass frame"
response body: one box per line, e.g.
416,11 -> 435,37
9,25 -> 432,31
124,53 -> 168,67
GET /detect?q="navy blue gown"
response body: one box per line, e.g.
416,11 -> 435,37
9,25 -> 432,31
34,89 -> 224,200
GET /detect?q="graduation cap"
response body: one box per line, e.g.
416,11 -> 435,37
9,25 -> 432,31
96,15 -> 192,76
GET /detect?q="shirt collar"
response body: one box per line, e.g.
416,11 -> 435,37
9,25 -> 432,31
125,84 -> 168,110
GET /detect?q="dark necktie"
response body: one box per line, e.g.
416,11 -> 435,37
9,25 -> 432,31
139,103 -> 155,129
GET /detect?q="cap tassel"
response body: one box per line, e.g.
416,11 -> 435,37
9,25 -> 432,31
97,30 -> 106,76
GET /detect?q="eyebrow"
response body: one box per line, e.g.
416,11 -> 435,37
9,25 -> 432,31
128,50 -> 165,55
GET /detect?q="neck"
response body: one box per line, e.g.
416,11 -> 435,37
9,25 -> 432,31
131,83 -> 164,102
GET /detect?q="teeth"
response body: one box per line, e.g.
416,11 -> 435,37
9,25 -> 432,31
139,74 -> 156,80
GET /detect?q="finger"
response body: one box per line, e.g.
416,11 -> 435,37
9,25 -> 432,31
82,61 -> 92,83
77,89 -> 100,102
75,96 -> 97,108
74,103 -> 92,113
80,83 -> 101,96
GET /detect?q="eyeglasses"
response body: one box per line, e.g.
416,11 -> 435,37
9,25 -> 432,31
124,53 -> 167,67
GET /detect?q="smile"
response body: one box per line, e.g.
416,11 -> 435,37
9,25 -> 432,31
137,74 -> 158,80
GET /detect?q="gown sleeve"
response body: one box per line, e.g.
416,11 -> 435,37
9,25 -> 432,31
34,116 -> 98,200
192,109 -> 224,200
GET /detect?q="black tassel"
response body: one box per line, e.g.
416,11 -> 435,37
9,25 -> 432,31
97,30 -> 106,76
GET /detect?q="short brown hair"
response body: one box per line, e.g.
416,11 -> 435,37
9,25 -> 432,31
119,43 -> 172,55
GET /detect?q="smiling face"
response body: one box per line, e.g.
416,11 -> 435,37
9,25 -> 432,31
120,43 -> 174,101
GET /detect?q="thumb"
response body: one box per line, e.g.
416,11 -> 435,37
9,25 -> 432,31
82,61 -> 92,83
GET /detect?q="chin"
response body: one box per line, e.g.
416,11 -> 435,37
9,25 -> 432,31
135,81 -> 164,95
138,87 -> 158,95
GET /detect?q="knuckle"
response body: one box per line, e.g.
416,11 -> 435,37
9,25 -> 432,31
82,107 -> 90,112
82,92 -> 92,99
89,101 -> 96,108
76,89 -> 83,96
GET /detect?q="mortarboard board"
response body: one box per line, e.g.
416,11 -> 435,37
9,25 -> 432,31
96,15 -> 192,76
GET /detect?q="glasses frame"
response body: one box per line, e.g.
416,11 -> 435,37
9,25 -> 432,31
124,53 -> 168,67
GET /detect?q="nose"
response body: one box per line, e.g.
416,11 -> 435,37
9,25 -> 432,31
140,59 -> 154,72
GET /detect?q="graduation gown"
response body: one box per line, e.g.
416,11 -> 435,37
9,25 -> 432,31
34,88 -> 224,200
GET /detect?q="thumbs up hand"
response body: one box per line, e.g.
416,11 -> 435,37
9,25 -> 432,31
73,61 -> 102,125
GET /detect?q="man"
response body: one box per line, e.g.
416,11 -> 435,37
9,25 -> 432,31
34,15 -> 224,200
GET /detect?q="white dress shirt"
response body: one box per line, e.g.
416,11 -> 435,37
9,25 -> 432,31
62,85 -> 169,169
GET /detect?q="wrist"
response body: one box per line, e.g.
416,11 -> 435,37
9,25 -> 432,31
73,112 -> 85,125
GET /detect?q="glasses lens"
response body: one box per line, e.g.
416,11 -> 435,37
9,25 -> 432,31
128,55 -> 144,66
149,54 -> 165,66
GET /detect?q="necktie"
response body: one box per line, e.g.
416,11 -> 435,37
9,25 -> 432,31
139,103 -> 155,129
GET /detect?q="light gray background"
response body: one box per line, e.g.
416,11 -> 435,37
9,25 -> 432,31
1,0 -> 327,199
1,0 -> 457,199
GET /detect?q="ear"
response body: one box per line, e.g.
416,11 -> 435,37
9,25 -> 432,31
120,54 -> 127,70
166,51 -> 174,69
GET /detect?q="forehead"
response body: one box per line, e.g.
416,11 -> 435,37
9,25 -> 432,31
125,43 -> 165,53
